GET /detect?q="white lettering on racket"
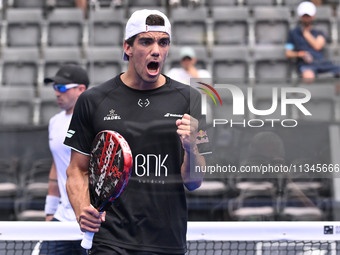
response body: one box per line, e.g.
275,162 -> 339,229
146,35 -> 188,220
95,136 -> 115,196
135,154 -> 168,177
91,133 -> 105,155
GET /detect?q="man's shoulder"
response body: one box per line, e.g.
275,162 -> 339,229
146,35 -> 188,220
80,76 -> 120,101
50,110 -> 65,121
311,28 -> 325,37
290,26 -> 300,34
166,75 -> 188,90
290,26 -> 323,36
166,67 -> 186,78
49,110 -> 67,128
165,75 -> 201,98
167,67 -> 183,73
198,69 -> 211,78
88,76 -> 119,93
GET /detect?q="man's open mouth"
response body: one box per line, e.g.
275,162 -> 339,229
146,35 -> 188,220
147,62 -> 159,73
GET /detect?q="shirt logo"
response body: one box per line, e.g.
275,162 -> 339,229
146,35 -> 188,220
66,129 -> 75,138
196,130 -> 209,144
164,113 -> 183,118
138,99 -> 150,108
104,109 -> 121,121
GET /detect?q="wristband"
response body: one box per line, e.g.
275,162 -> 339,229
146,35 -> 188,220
44,195 -> 60,215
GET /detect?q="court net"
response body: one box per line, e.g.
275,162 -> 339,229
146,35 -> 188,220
1,221 -> 340,254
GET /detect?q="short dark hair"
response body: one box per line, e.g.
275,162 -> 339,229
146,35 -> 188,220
146,14 -> 165,26
124,14 -> 166,60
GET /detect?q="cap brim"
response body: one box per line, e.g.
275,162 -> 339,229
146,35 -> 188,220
181,55 -> 193,59
299,11 -> 314,16
44,75 -> 73,84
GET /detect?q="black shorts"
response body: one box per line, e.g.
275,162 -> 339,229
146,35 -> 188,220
299,60 -> 340,76
39,218 -> 87,255
88,242 -> 184,255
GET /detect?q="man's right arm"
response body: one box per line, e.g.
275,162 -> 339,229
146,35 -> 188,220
66,150 -> 105,233
285,49 -> 307,59
285,30 -> 309,60
302,27 -> 325,51
285,39 -> 313,63
45,162 -> 60,221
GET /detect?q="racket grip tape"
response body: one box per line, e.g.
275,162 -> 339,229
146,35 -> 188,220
81,207 -> 104,250
81,231 -> 95,250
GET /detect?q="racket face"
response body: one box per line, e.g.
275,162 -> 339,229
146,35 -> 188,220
88,130 -> 132,211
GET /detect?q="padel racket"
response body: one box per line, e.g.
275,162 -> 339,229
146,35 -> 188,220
81,130 -> 133,249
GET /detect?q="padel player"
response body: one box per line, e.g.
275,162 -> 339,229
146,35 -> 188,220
42,64 -> 89,255
65,9 -> 211,254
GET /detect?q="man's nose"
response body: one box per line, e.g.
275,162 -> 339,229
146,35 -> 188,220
151,43 -> 160,57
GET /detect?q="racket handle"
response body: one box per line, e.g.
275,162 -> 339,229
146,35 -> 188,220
81,209 -> 104,250
81,231 -> 95,250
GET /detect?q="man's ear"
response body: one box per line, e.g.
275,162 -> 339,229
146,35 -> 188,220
79,84 -> 87,92
123,41 -> 132,59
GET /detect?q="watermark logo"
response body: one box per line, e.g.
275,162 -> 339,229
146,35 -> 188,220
195,82 -> 223,107
194,81 -> 312,128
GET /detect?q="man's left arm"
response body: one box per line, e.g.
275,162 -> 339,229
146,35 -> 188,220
176,114 -> 205,191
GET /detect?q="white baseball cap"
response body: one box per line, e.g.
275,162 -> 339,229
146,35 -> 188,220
180,47 -> 196,59
123,9 -> 171,61
297,1 -> 316,17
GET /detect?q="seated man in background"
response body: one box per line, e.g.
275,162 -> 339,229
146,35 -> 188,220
167,46 -> 211,85
285,1 -> 340,83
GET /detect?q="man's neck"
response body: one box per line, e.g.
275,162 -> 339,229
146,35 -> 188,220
121,70 -> 166,90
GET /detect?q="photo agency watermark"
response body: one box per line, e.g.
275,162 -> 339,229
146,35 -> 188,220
188,79 -> 339,180
194,81 -> 312,128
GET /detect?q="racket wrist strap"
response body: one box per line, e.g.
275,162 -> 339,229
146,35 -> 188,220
44,195 -> 60,215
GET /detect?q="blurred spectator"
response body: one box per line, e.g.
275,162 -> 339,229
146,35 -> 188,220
167,46 -> 211,85
111,0 -> 122,7
311,0 -> 322,6
285,1 -> 340,83
47,0 -> 87,18
169,0 -> 202,7
75,0 -> 87,17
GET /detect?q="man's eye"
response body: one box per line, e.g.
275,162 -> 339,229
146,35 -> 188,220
159,40 -> 170,47
141,39 -> 154,46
